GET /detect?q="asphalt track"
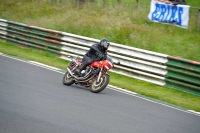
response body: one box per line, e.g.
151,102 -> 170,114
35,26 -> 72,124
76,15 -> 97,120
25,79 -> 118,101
0,54 -> 200,133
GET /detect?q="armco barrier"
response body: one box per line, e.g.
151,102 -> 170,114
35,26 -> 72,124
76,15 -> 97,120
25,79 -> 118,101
166,56 -> 200,95
0,18 -> 199,96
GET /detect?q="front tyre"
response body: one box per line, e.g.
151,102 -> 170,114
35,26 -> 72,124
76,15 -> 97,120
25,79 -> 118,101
63,71 -> 75,86
91,74 -> 110,93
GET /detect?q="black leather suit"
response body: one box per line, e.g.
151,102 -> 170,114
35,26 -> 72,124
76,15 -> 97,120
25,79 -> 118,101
78,43 -> 107,72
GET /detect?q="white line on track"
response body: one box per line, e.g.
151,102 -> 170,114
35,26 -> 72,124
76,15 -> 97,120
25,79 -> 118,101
29,61 -> 61,71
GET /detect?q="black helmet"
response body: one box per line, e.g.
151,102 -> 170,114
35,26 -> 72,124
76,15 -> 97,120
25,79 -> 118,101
100,38 -> 110,50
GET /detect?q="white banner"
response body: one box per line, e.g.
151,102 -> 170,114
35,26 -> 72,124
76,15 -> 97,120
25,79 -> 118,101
148,0 -> 190,29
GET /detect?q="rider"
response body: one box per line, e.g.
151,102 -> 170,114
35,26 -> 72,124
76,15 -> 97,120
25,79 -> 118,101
74,38 -> 110,75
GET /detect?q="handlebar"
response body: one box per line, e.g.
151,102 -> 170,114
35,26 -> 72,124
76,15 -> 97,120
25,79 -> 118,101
113,61 -> 120,65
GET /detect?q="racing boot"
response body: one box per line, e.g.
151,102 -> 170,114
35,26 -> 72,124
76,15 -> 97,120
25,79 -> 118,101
74,63 -> 86,76
74,68 -> 80,75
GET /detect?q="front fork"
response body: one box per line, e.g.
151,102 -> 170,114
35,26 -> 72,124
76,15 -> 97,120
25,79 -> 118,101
67,61 -> 79,76
97,67 -> 103,82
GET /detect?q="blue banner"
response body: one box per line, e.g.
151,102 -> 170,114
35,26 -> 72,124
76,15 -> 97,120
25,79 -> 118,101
148,0 -> 190,29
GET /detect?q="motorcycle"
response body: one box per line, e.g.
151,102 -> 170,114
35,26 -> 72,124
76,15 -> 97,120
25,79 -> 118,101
63,55 -> 119,93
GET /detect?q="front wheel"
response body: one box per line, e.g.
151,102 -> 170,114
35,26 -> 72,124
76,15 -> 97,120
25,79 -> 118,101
91,74 -> 110,93
63,71 -> 75,86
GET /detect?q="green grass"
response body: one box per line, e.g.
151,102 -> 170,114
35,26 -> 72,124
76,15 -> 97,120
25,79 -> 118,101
0,0 -> 200,61
0,41 -> 200,112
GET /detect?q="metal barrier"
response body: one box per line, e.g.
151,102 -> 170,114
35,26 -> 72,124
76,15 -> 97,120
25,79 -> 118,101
166,56 -> 200,95
0,18 -> 199,95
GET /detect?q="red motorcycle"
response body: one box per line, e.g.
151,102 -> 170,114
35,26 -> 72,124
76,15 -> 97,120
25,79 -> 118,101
63,56 -> 119,93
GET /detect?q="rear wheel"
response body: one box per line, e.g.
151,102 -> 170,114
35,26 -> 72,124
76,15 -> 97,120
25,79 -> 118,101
63,71 -> 75,86
91,74 -> 110,93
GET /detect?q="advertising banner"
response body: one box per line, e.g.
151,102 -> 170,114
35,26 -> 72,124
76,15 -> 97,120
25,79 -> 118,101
148,0 -> 190,29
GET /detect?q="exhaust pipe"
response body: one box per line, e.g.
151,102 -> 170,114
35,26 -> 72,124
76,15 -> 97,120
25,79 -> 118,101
67,66 -> 94,82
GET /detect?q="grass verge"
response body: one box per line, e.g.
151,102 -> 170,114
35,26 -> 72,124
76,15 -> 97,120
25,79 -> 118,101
0,1 -> 200,61
1,41 -> 200,112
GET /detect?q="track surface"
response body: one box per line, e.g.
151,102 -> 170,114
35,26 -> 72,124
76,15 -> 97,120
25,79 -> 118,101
0,54 -> 200,133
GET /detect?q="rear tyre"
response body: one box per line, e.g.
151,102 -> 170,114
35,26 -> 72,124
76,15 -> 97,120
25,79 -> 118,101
91,74 -> 110,93
63,71 -> 75,86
